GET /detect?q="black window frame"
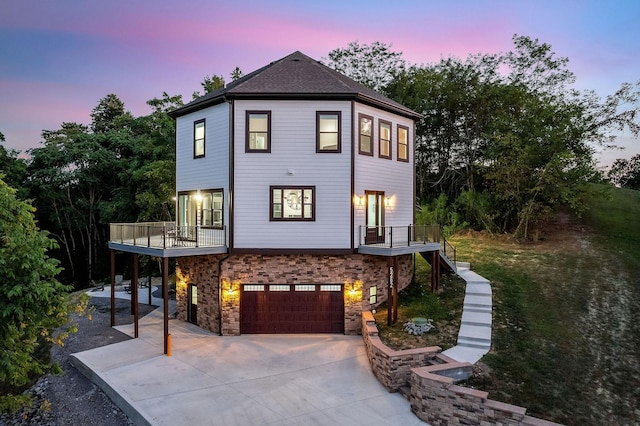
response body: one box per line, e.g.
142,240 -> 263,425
358,113 -> 374,156
378,119 -> 392,159
397,124 -> 409,162
246,111 -> 271,153
270,186 -> 316,222
316,111 -> 342,153
194,119 -> 206,158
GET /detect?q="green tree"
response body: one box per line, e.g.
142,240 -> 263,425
324,41 -> 406,92
230,66 -> 243,81
609,154 -> 640,189
90,93 -> 125,134
385,35 -> 639,238
0,133 -> 27,199
0,177 -> 76,412
192,74 -> 225,99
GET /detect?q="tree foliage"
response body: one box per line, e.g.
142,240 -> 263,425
230,66 -> 243,81
27,94 -> 178,286
383,35 -> 640,238
323,41 -> 406,92
0,135 -> 27,200
608,154 -> 640,190
0,177 -> 79,411
192,74 -> 225,99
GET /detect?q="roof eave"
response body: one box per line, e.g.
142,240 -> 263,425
169,92 -> 421,120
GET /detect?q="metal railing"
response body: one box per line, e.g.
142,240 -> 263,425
442,238 -> 457,266
110,222 -> 226,249
358,225 -> 441,248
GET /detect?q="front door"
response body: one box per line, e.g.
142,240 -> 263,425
365,191 -> 385,244
187,284 -> 198,324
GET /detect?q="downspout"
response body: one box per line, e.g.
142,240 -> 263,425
217,254 -> 230,336
218,96 -> 233,336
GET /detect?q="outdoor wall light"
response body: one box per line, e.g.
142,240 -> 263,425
384,196 -> 392,208
353,195 -> 365,208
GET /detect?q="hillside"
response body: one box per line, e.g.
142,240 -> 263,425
452,184 -> 640,425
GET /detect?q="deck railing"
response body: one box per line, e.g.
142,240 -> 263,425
110,222 -> 226,249
442,238 -> 457,266
358,225 -> 441,248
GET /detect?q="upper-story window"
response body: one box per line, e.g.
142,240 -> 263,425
317,111 -> 341,153
246,111 -> 271,152
194,119 -> 205,158
379,120 -> 391,159
358,113 -> 373,156
270,186 -> 315,221
397,125 -> 409,162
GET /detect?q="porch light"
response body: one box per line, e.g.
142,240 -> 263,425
353,195 -> 365,208
222,279 -> 240,302
347,280 -> 362,303
384,196 -> 392,208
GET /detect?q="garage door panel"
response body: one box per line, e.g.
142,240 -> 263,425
241,284 -> 344,334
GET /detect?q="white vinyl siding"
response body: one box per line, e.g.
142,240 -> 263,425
233,100 -> 352,249
353,103 -> 414,247
176,103 -> 230,236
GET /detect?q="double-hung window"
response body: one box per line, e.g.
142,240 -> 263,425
194,119 -> 205,158
317,111 -> 341,152
270,186 -> 315,221
358,114 -> 373,156
379,120 -> 391,159
397,125 -> 409,162
246,111 -> 271,152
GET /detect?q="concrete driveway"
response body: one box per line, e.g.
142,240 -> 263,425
71,308 -> 427,426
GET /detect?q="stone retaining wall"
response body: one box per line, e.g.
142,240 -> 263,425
361,311 -> 562,426
361,311 -> 441,391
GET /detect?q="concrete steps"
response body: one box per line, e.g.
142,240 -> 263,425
442,261 -> 493,363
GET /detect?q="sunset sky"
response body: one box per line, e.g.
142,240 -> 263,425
1,0 -> 639,166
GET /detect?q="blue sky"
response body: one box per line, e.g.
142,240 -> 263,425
1,0 -> 638,166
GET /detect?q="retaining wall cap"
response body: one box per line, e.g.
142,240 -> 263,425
484,399 -> 527,416
521,415 -> 564,426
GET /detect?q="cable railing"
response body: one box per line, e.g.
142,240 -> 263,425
110,222 -> 226,249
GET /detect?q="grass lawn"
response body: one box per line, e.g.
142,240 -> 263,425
455,184 -> 640,425
374,184 -> 639,425
373,257 -> 466,350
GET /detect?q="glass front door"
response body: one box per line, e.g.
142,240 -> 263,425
365,191 -> 385,244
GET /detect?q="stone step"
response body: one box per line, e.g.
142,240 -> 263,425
464,294 -> 492,309
457,269 -> 490,284
458,324 -> 492,341
464,306 -> 492,314
461,311 -> 492,327
458,334 -> 492,346
398,385 -> 411,400
466,283 -> 492,296
457,338 -> 492,350
456,261 -> 471,270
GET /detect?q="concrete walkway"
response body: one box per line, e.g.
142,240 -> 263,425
442,262 -> 492,364
71,306 -> 426,426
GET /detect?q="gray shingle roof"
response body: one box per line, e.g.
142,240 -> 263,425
169,51 -> 420,119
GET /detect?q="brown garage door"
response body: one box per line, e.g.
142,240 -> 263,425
241,284 -> 344,334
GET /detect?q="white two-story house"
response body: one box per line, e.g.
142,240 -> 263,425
109,51 -> 448,341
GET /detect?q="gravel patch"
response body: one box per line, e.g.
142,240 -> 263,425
0,297 -> 156,426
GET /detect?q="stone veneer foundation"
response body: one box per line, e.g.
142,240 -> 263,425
175,253 -> 413,335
